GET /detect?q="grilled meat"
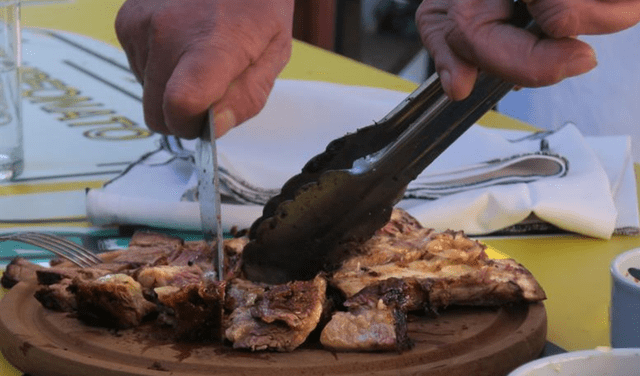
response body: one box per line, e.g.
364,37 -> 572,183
321,297 -> 412,352
1,209 -> 546,353
155,280 -> 226,341
225,275 -> 327,352
73,273 -> 157,328
135,265 -> 204,289
330,224 -> 545,305
1,257 -> 44,288
320,210 -> 545,351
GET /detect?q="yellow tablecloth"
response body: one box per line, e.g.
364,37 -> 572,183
1,1 -> 639,375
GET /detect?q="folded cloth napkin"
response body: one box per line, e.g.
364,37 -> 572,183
85,79 -> 640,239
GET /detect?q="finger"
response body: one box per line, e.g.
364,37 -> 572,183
445,0 -> 598,88
416,3 -> 479,100
141,10 -> 261,136
527,0 -> 640,37
158,44 -> 258,139
164,34 -> 292,138
434,45 -> 479,101
140,27 -> 180,135
209,34 -> 292,137
162,32 -> 291,139
115,0 -> 150,84
122,37 -> 149,86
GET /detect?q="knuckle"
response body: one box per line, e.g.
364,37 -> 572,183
114,15 -> 127,39
534,5 -> 580,37
163,81 -> 206,117
241,79 -> 274,120
142,107 -> 166,135
446,6 -> 485,55
448,7 -> 474,35
115,5 -> 137,41
147,8 -> 177,44
522,67 -> 562,87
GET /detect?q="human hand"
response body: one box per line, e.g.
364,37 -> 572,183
115,0 -> 294,138
415,0 -> 640,100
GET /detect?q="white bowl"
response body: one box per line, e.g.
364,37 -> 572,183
610,248 -> 640,348
507,347 -> 640,376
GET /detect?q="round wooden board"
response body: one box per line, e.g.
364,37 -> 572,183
0,282 -> 547,376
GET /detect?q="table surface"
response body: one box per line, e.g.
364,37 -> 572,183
2,1 -> 639,375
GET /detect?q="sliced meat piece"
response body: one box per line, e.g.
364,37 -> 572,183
225,275 -> 327,352
327,209 -> 431,271
73,273 -> 157,329
225,307 -> 289,351
333,259 -> 546,308
426,259 -> 547,306
320,303 -> 411,352
107,246 -> 172,267
128,231 -> 184,248
252,276 -> 326,329
375,207 -> 424,236
34,279 -> 76,312
135,265 -> 204,289
320,278 -> 418,352
166,240 -> 211,267
222,237 -> 250,279
330,221 -> 545,305
155,281 -> 226,341
47,232 -> 183,269
344,277 -> 429,312
36,267 -> 113,286
1,257 -> 44,288
224,278 -> 266,311
95,231 -> 184,267
162,236 -> 248,278
32,267 -> 115,312
336,229 -> 485,280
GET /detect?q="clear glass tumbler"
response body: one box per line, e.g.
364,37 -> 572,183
0,0 -> 21,181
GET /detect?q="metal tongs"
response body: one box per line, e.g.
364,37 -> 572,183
242,3 -> 540,284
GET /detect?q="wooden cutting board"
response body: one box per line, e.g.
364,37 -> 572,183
0,281 -> 546,376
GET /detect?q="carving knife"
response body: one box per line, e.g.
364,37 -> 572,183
195,108 -> 224,281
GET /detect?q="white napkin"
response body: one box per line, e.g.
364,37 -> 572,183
85,80 -> 639,239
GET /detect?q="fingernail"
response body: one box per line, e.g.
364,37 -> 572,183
564,48 -> 598,78
439,69 -> 453,98
213,109 -> 236,138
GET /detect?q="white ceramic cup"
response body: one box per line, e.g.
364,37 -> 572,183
507,348 -> 640,376
610,247 -> 640,348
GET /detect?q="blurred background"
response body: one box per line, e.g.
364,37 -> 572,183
293,0 -> 429,84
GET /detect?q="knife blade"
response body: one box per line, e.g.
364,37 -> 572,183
195,108 -> 224,281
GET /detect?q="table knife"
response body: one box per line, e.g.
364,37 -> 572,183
195,108 -> 224,281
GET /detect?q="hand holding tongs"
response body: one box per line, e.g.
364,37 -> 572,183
242,3 -> 541,284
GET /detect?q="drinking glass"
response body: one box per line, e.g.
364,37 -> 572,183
0,0 -> 21,181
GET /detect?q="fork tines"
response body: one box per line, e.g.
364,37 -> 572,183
1,232 -> 102,268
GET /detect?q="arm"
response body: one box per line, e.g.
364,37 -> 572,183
115,0 -> 295,138
416,0 -> 640,100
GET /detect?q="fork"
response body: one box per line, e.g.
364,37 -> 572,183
0,232 -> 102,268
